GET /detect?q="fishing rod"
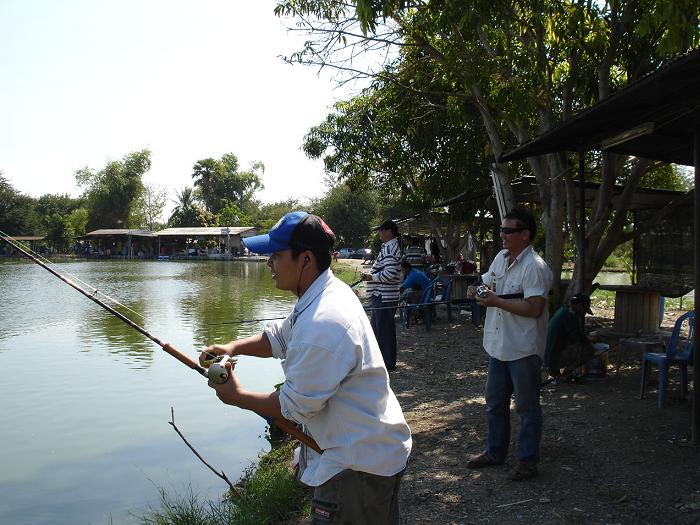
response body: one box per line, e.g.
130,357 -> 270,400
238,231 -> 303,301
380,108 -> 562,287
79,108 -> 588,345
208,277 -> 365,325
0,233 -> 322,454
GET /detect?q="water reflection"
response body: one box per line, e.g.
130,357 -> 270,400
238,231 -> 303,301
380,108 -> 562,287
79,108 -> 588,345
0,258 -> 294,525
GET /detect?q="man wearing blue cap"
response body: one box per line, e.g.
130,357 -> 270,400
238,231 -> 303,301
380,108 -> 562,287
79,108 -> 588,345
200,211 -> 412,524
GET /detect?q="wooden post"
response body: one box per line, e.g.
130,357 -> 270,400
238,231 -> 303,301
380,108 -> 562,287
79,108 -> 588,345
693,114 -> 699,446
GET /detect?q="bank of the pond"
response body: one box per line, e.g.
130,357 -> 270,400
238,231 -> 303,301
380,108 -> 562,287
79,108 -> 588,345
141,441 -> 309,525
144,260 -> 698,525
139,261 -> 361,525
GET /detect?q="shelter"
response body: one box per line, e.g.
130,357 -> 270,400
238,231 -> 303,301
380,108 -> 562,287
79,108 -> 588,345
499,47 -> 700,442
155,226 -> 257,257
78,229 -> 157,258
0,236 -> 46,256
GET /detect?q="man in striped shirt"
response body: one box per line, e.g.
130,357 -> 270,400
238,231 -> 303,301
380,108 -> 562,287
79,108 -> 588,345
362,220 -> 402,370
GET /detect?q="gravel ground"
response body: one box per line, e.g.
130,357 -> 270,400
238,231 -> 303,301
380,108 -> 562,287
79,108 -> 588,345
390,305 -> 699,525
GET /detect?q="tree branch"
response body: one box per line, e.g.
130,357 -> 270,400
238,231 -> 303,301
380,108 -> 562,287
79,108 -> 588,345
168,407 -> 236,493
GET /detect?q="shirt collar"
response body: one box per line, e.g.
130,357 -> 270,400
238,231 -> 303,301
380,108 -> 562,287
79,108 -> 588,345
383,237 -> 398,248
291,268 -> 334,325
504,244 -> 534,263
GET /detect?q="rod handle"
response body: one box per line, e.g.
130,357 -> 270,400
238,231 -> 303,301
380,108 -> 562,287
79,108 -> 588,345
162,342 -> 204,372
273,417 -> 323,454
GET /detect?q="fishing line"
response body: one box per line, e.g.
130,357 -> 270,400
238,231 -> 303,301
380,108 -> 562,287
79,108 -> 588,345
0,230 -> 145,321
1,230 -> 322,453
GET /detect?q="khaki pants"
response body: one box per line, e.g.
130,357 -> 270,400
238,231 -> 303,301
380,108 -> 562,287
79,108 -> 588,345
311,469 -> 404,524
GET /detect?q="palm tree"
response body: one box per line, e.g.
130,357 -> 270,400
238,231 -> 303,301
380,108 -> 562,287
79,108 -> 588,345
169,187 -> 195,226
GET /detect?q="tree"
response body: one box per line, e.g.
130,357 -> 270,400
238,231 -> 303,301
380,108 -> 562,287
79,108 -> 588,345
34,193 -> 84,251
222,155 -> 265,214
276,0 -> 699,303
75,149 -> 151,230
137,183 -> 168,230
218,200 -> 250,227
191,158 -> 224,213
311,183 -> 378,247
191,153 -> 265,214
252,199 -> 303,232
302,53 -> 493,259
168,187 -> 216,227
44,213 -> 73,253
0,174 -> 40,235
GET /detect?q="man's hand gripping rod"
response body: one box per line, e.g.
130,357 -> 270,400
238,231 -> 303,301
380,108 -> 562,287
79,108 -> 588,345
202,353 -> 323,454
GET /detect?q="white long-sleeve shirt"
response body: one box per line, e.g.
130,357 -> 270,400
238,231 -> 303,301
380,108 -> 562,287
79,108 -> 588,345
264,268 -> 412,486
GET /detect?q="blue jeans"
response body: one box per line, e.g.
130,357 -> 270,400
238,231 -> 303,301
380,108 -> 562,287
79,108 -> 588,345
370,294 -> 398,369
485,354 -> 542,463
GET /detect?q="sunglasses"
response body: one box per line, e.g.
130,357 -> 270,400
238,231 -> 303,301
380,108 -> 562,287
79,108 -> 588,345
500,226 -> 527,234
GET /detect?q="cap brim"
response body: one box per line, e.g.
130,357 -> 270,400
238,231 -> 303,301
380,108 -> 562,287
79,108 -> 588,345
242,234 -> 290,255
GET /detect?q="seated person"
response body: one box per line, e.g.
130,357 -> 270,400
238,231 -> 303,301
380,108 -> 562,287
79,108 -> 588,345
544,293 -> 606,379
403,235 -> 426,268
399,259 -> 430,304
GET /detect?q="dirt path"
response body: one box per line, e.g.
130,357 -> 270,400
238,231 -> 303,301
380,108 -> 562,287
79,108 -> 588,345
333,258 -> 699,523
390,307 -> 699,525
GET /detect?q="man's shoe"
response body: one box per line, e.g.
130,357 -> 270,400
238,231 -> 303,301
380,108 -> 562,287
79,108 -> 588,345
466,452 -> 503,469
507,461 -> 538,481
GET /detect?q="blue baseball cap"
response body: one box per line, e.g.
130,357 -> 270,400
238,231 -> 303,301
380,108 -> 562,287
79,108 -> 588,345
243,211 -> 336,255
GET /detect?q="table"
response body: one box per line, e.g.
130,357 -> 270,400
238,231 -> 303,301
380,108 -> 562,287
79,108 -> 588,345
597,285 -> 662,334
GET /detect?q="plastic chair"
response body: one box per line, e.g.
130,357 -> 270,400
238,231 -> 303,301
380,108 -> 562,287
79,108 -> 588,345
401,282 -> 436,330
640,311 -> 695,408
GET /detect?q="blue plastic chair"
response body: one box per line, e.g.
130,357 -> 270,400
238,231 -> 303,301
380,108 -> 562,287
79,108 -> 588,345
401,282 -> 436,330
640,311 -> 695,408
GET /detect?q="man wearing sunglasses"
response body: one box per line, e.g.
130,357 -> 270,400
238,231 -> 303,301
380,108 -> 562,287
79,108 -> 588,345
466,206 -> 553,481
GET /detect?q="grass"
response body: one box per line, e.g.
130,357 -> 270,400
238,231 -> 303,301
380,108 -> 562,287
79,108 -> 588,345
331,260 -> 362,285
139,441 -> 309,525
590,288 -> 693,312
138,261 -> 361,525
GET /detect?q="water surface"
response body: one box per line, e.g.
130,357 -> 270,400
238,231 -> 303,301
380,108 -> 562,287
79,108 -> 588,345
0,259 -> 293,525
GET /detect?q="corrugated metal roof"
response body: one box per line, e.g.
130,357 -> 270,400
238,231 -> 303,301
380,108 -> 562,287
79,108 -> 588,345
156,226 -> 257,236
83,229 -> 157,237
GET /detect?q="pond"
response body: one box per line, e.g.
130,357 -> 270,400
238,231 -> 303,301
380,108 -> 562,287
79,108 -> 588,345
0,259 -> 294,525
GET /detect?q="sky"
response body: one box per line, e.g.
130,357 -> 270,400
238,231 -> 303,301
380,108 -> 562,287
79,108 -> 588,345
0,1 -> 356,218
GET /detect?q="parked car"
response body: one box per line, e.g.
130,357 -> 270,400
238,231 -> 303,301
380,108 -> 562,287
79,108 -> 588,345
351,248 -> 373,260
338,248 -> 355,258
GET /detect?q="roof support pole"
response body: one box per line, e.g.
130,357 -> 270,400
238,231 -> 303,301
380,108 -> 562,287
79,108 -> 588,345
693,113 -> 699,447
579,152 -> 586,292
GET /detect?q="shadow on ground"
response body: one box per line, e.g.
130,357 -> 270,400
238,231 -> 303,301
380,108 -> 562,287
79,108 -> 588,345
391,310 -> 699,525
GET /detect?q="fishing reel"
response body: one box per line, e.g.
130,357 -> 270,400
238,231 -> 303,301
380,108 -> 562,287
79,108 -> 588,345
204,354 -> 238,384
475,284 -> 491,299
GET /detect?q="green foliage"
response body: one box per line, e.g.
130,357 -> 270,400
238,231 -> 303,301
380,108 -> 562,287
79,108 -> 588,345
67,208 -> 89,237
32,193 -> 85,251
303,72 -> 491,214
310,183 -> 378,247
44,213 -> 73,253
278,0 -> 700,304
75,149 -> 151,230
0,175 -> 40,235
227,442 -> 307,524
332,260 -> 362,284
218,200 -> 250,227
137,184 -> 169,230
168,187 -> 217,227
140,442 -> 307,525
638,163 -> 693,191
251,199 -> 303,232
192,153 -> 265,215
